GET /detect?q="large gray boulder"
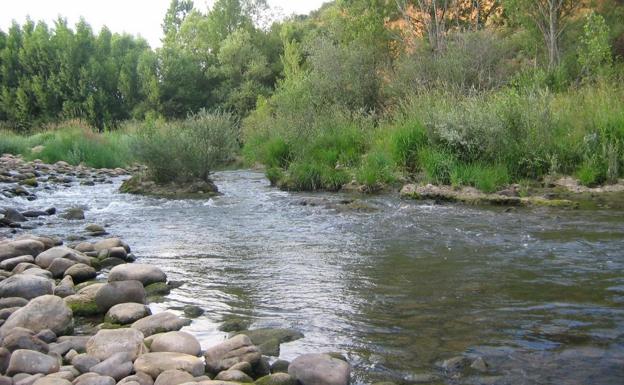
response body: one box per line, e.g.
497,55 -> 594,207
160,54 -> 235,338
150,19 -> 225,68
203,335 -> 261,375
150,331 -> 201,356
73,373 -> 116,385
153,369 -> 194,385
0,295 -> 73,337
0,239 -> 45,262
0,274 -> 53,299
90,352 -> 134,381
95,281 -> 146,313
131,312 -> 190,337
32,377 -> 72,385
93,238 -> 130,253
105,303 -> 151,325
47,258 -> 77,279
63,263 -> 96,284
108,264 -> 166,286
35,247 -> 90,269
288,354 -> 351,385
0,255 -> 35,271
6,349 -> 60,375
133,352 -> 205,379
86,328 -> 146,361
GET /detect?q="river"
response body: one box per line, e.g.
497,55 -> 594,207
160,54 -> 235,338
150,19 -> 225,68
2,170 -> 624,384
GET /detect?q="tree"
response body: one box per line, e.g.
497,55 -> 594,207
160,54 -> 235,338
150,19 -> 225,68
505,0 -> 580,69
396,0 -> 457,53
578,12 -> 612,78
162,0 -> 194,42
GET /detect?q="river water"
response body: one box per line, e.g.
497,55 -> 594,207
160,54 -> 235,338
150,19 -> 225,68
2,170 -> 624,384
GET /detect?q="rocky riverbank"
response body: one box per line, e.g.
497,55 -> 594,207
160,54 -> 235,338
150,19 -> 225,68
0,155 -> 353,385
0,234 -> 351,385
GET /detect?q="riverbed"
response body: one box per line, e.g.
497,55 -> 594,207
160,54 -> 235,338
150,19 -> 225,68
2,170 -> 624,385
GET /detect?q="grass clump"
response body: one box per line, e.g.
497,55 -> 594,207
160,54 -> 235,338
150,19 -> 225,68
356,150 -> 395,189
450,163 -> 510,193
0,131 -> 30,155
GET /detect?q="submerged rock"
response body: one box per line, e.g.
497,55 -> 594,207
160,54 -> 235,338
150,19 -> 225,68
288,354 -> 351,385
233,328 -> 304,357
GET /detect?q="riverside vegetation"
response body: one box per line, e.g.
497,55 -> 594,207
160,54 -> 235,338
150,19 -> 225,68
1,1 -> 623,199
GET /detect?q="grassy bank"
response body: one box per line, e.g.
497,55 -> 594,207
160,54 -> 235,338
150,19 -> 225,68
0,122 -> 134,169
242,79 -> 624,192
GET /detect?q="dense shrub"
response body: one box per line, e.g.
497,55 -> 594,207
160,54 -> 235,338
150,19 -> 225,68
133,110 -> 239,183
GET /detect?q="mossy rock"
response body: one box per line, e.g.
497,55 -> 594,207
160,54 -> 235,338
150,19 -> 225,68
68,300 -> 100,316
233,328 -> 304,357
19,178 -> 38,187
219,318 -> 251,332
120,174 -> 220,199
144,282 -> 171,297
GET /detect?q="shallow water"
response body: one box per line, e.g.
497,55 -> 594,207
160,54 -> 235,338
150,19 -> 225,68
2,170 -> 624,384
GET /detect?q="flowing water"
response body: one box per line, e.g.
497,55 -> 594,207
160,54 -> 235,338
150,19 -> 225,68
2,170 -> 624,385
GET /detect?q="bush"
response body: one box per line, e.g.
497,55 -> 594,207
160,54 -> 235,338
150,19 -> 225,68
419,148 -> 456,185
133,110 -> 239,183
577,158 -> 607,187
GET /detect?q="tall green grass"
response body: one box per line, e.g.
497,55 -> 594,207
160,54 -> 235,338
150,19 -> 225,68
0,125 -> 135,169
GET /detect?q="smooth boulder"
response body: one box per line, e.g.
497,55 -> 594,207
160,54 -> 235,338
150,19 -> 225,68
105,303 -> 151,325
0,239 -> 45,262
150,331 -> 201,356
131,312 -> 190,337
0,274 -> 53,299
6,349 -> 60,375
204,335 -> 261,374
86,328 -> 146,361
95,281 -> 146,313
0,295 -> 73,337
108,264 -> 166,286
63,263 -> 96,284
133,352 -> 205,379
288,354 -> 351,385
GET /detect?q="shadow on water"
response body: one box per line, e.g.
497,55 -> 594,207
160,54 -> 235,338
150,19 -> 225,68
4,170 -> 623,385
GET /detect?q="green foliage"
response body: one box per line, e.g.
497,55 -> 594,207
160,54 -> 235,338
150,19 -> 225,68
0,130 -> 30,155
132,110 -> 239,183
356,150 -> 395,188
578,12 -> 612,78
389,120 -> 428,172
34,127 -> 133,168
450,163 -> 510,193
577,158 -> 606,187
418,148 -> 456,185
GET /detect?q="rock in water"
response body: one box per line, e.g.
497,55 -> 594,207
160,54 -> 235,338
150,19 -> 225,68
95,281 -> 146,313
108,264 -> 167,286
203,334 -> 261,374
60,208 -> 85,220
150,331 -> 201,356
0,295 -> 73,337
131,312 -> 190,337
288,354 -> 351,385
